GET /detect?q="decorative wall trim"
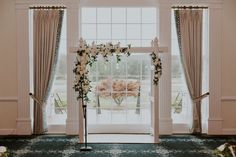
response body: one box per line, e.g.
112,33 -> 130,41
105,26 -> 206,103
0,129 -> 16,135
16,118 -> 32,135
0,97 -> 18,102
222,128 -> 236,135
208,118 -> 223,135
221,96 -> 236,101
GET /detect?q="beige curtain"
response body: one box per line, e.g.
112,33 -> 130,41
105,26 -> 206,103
174,10 -> 203,134
33,9 -> 64,134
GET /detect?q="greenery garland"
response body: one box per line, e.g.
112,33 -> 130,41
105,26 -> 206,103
73,40 -> 162,102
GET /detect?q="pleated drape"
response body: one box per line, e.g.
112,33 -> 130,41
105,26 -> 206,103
174,10 -> 203,134
33,9 -> 64,134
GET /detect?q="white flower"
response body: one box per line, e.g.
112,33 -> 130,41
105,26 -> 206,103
217,143 -> 227,152
0,146 -> 7,153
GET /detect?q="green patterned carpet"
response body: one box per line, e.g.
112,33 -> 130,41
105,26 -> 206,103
0,135 -> 235,157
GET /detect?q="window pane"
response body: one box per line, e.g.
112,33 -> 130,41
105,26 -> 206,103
82,8 -> 96,23
96,39 -> 112,44
112,40 -> 126,46
127,57 -> 141,76
127,40 -> 141,47
142,24 -> 156,39
127,24 -> 141,39
142,8 -> 156,23
112,24 -> 126,39
97,24 -> 111,39
82,24 -> 96,39
97,8 -> 111,23
112,8 -> 126,23
141,40 -> 151,47
127,8 -> 141,23
172,39 -> 179,55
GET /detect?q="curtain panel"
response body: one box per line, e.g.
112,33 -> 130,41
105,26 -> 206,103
174,10 -> 203,134
33,9 -> 64,134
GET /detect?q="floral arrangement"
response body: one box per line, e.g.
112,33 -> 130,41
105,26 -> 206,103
96,78 -> 140,106
214,143 -> 236,157
73,38 -> 162,102
150,52 -> 162,85
0,146 -> 8,157
73,39 -> 131,102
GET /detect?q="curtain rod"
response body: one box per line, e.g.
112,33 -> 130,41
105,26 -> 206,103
172,6 -> 208,9
29,6 -> 66,9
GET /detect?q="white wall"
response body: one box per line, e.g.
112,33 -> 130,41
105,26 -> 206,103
221,0 -> 236,134
0,0 -> 236,135
0,0 -> 18,134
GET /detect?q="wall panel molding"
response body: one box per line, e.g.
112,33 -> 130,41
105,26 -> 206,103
221,96 -> 236,101
222,128 -> 236,135
0,97 -> 18,102
0,129 -> 16,135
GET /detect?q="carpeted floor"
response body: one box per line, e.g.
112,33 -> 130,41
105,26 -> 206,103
0,135 -> 236,157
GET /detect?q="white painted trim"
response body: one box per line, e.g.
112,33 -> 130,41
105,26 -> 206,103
16,118 -> 32,135
159,118 -> 173,135
158,0 -> 173,136
222,128 -> 236,135
0,129 -> 16,135
0,97 -> 18,102
221,96 -> 236,101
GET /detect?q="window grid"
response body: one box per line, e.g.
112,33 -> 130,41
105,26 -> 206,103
81,7 -> 157,46
82,8 -> 155,124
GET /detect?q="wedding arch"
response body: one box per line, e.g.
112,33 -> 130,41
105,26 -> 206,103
72,37 -> 168,144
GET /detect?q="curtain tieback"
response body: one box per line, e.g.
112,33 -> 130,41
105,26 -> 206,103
29,93 -> 44,106
193,92 -> 209,103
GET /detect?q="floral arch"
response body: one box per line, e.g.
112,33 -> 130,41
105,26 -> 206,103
73,38 -> 162,102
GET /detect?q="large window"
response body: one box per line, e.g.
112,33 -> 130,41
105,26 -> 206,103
81,7 -> 157,132
81,8 -> 157,46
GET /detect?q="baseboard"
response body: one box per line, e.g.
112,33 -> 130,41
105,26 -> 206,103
159,118 -> 173,135
0,129 -> 16,135
16,118 -> 32,135
208,118 -> 223,135
222,128 -> 236,135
